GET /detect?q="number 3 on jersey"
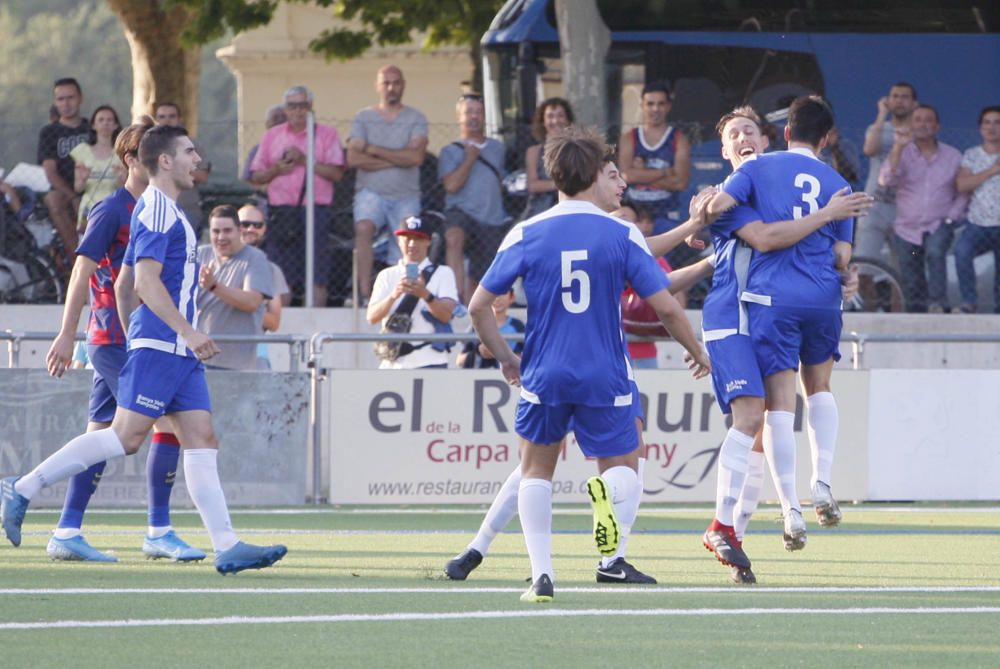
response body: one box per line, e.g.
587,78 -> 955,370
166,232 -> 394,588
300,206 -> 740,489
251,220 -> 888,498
561,250 -> 590,313
793,173 -> 821,219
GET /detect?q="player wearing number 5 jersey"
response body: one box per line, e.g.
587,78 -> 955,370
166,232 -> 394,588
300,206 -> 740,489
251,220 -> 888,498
709,96 -> 855,550
468,127 -> 710,602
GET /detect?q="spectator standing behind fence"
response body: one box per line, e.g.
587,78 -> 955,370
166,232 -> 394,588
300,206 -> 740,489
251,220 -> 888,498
251,85 -> 345,307
367,216 -> 459,369
348,65 -> 428,307
440,94 -> 507,304
619,81 -> 692,237
196,205 -> 274,370
521,98 -> 574,220
879,104 -> 968,313
954,106 -> 1000,313
457,288 -> 523,369
38,77 -> 91,255
154,102 -> 211,237
243,105 -> 287,186
70,105 -> 123,228
856,83 -> 918,262
239,203 -> 291,369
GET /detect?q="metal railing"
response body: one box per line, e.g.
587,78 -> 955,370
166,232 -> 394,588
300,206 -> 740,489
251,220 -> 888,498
841,331 -> 1000,370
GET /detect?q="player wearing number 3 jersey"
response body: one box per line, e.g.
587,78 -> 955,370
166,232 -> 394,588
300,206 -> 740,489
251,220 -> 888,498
468,127 -> 710,602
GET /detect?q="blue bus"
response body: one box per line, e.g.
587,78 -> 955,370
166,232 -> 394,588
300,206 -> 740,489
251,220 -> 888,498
481,0 -> 1000,194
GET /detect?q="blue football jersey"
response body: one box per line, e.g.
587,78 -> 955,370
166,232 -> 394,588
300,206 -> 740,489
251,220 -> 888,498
124,185 -> 199,357
722,148 -> 854,309
480,200 -> 670,407
702,202 -> 761,338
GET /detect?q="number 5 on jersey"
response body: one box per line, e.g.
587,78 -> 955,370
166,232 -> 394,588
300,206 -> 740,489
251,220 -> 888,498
561,250 -> 591,313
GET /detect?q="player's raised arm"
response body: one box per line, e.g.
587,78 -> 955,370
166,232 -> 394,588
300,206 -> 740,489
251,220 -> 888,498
736,188 -> 873,253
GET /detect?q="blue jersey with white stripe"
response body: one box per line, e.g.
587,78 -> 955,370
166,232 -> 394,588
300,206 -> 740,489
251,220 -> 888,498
480,200 -> 670,407
702,202 -> 761,338
124,186 -> 199,357
722,148 -> 854,309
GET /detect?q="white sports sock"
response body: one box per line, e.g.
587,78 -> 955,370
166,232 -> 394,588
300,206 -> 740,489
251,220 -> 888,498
469,465 -> 521,556
518,478 -> 554,583
147,526 -> 172,539
600,465 -> 640,566
806,392 -> 838,488
15,429 -> 125,500
734,450 -> 766,542
762,411 -> 800,514
52,528 -> 82,540
183,449 -> 238,553
714,429 -> 754,527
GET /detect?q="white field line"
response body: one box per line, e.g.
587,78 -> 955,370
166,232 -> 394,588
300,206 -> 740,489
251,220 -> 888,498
2,586 -> 1000,595
18,506 -> 1000,515
3,607 -> 1000,631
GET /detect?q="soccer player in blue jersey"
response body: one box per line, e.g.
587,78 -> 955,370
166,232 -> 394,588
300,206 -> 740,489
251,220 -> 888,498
42,116 -> 203,563
697,106 -> 871,582
468,127 -> 711,602
707,96 -> 859,553
2,125 -> 286,575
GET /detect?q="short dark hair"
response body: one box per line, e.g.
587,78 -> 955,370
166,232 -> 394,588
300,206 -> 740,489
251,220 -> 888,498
53,77 -> 81,94
980,105 -> 1000,125
154,101 -> 182,117
543,126 -> 612,197
209,205 -> 239,226
715,105 -> 764,138
787,95 -> 834,146
531,97 -> 575,142
890,82 -> 918,100
915,103 -> 940,123
138,124 -> 188,175
642,80 -> 672,100
113,115 -> 154,165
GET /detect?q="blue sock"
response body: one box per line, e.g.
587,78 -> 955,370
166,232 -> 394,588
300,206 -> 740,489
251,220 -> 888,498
147,433 -> 181,528
56,461 -> 107,530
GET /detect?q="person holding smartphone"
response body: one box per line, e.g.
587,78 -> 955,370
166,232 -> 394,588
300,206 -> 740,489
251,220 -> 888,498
366,215 -> 459,369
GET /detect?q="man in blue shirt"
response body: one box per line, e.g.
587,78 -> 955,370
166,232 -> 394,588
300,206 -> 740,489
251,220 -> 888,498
2,126 -> 286,575
468,127 -> 711,602
708,96 -> 857,553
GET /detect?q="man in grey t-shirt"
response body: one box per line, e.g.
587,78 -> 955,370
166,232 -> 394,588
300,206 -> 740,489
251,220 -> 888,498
439,94 -> 506,303
347,65 -> 429,305
196,205 -> 273,370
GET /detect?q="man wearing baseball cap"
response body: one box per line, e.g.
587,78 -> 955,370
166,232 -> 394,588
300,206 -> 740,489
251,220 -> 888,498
366,216 -> 459,368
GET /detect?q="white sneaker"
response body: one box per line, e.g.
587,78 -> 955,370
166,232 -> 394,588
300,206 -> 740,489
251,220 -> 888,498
783,509 -> 807,551
812,481 -> 843,528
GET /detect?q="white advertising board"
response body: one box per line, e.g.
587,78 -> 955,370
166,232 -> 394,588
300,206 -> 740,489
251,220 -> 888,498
328,369 -> 870,504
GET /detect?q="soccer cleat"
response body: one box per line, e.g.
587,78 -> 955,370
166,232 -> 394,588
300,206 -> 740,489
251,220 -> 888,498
215,541 -> 287,575
731,565 -> 757,585
520,573 -> 554,602
596,558 -> 657,584
47,534 -> 118,562
812,481 -> 843,528
585,476 -> 619,556
143,530 -> 208,562
444,548 -> 483,580
703,527 -> 752,569
1,476 -> 29,547
783,508 -> 808,551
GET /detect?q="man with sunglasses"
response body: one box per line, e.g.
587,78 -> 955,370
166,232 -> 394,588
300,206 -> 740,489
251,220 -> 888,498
239,203 -> 291,368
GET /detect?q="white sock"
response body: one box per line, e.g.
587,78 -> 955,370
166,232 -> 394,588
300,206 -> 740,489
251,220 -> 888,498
714,429 -> 754,527
183,449 -> 239,553
637,457 -> 646,488
52,528 -> 82,540
734,450 -> 766,542
807,392 -> 838,488
763,411 -> 800,514
518,478 -> 554,583
147,526 -> 172,539
15,429 -> 125,500
600,465 -> 640,567
469,466 -> 522,556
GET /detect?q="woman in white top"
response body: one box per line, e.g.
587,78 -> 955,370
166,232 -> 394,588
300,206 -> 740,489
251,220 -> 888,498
70,105 -> 123,228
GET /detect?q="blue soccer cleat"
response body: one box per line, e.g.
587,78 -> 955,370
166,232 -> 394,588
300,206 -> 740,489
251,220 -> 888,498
1,476 -> 30,547
47,534 -> 118,562
143,530 -> 208,562
215,541 -> 287,575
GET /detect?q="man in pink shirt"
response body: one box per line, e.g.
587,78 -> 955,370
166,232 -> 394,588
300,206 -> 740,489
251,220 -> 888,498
879,104 -> 968,313
251,85 -> 345,306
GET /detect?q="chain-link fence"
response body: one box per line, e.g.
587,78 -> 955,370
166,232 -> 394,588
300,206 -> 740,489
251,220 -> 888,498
3,115 -> 994,311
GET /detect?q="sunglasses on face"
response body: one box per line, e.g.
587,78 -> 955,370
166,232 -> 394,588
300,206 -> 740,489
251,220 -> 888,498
285,101 -> 310,110
458,93 -> 483,102
239,220 -> 265,229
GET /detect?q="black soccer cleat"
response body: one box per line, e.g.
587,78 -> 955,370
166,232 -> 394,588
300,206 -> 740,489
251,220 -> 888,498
703,528 -> 752,569
520,573 -> 554,602
730,565 -> 757,585
444,548 -> 483,580
596,557 -> 657,584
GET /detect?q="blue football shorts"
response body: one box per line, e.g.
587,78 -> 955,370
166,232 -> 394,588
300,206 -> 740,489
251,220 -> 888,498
87,343 -> 127,423
117,347 -> 212,418
746,303 -> 842,378
705,334 -> 765,415
516,398 -> 637,458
